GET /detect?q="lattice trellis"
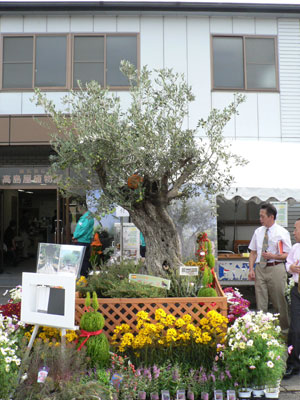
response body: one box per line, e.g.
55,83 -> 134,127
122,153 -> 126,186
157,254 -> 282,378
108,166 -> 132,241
75,278 -> 227,338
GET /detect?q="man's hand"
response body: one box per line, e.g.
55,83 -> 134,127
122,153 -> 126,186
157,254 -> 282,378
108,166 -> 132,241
261,251 -> 274,260
248,269 -> 255,281
289,263 -> 300,274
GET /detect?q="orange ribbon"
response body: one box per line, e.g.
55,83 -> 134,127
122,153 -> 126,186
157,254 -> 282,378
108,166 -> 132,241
77,329 -> 103,351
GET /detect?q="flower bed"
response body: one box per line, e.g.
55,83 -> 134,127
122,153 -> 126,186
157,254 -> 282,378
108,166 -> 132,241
75,276 -> 227,337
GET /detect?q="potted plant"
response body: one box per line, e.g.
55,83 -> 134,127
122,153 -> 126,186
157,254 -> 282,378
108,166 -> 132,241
222,311 -> 285,394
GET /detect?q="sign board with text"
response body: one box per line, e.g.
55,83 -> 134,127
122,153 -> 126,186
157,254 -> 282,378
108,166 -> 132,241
129,274 -> 170,290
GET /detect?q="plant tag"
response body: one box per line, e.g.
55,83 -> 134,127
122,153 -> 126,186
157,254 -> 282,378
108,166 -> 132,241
214,390 -> 223,400
226,390 -> 236,400
201,392 -> 209,400
176,389 -> 186,400
161,390 -> 171,400
110,372 -> 123,389
37,366 -> 49,383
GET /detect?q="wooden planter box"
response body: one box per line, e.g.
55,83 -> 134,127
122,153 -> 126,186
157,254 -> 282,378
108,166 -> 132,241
75,277 -> 227,338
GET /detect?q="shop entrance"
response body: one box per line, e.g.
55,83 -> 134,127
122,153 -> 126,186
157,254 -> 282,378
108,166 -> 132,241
0,188 -> 75,272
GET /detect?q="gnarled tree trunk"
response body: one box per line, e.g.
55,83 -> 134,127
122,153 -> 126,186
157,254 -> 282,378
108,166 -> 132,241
129,199 -> 183,275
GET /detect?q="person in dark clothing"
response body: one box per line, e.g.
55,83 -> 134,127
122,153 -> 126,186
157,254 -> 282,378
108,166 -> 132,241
3,220 -> 18,266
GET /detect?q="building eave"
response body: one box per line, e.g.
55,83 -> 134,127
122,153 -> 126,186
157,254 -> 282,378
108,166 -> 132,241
1,1 -> 300,18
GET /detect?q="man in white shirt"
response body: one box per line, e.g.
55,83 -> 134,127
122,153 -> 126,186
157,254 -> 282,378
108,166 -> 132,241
248,203 -> 291,333
284,218 -> 300,378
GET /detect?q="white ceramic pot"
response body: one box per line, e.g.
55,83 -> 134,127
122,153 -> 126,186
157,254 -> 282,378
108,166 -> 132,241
251,387 -> 265,397
237,389 -> 252,399
264,388 -> 280,399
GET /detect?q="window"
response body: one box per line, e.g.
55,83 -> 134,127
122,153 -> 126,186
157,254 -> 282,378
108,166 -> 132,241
3,35 -> 67,89
1,33 -> 138,90
212,35 -> 278,91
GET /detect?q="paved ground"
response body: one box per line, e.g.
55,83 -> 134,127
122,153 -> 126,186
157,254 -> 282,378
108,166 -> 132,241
0,256 -> 36,304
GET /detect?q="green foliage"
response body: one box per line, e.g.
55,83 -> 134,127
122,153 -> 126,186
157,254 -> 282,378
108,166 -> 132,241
92,291 -> 99,312
201,267 -> 211,287
85,292 -> 91,307
79,292 -> 110,367
78,260 -> 157,298
102,279 -> 166,298
167,268 -> 202,297
80,309 -> 105,332
223,311 -> 286,389
33,63 -> 245,212
14,340 -> 89,400
0,352 -> 18,400
197,287 -> 218,297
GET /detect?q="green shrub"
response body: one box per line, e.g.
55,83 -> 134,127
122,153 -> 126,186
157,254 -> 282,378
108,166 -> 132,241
78,260 -> 142,298
197,287 -> 217,297
78,292 -> 110,368
0,352 -> 19,400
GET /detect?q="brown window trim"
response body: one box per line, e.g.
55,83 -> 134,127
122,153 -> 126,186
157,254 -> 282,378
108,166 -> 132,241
0,32 -> 140,92
211,34 -> 279,92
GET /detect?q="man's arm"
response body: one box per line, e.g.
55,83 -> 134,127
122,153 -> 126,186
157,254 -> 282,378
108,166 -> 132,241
261,251 -> 288,261
248,250 -> 257,281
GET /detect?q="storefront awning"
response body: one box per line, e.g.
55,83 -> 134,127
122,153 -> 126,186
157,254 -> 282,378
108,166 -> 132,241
222,140 -> 300,203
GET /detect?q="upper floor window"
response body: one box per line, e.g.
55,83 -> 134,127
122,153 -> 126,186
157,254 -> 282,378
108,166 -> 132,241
1,33 -> 138,90
212,35 -> 278,91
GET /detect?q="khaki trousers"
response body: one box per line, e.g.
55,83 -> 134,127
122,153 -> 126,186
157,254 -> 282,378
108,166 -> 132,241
255,262 -> 289,333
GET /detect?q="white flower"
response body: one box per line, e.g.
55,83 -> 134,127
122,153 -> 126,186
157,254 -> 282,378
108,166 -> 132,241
246,340 -> 253,346
267,361 -> 274,368
236,332 -> 242,340
268,351 -> 275,359
5,356 -> 12,364
261,333 -> 268,339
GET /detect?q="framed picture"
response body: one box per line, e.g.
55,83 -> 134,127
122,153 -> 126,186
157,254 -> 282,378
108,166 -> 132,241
37,243 -> 85,277
21,272 -> 77,330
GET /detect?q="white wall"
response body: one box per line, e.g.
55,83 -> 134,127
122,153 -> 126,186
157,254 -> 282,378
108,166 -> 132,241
0,13 -> 299,141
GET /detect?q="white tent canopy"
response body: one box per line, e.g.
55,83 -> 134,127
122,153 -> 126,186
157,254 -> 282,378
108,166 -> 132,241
222,140 -> 300,203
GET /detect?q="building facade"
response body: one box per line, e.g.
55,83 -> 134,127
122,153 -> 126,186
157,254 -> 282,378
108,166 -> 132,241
1,1 -> 300,269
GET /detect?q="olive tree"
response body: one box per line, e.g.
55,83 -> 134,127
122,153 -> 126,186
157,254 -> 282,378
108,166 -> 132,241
34,62 -> 245,275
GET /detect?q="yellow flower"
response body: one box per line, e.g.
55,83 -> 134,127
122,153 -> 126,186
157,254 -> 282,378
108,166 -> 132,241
166,314 -> 176,326
182,314 -> 192,323
175,318 -> 186,328
137,311 -> 150,321
186,323 -> 196,332
155,308 -> 167,321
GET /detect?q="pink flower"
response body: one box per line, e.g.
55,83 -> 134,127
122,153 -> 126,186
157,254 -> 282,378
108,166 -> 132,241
249,366 -> 256,369
288,345 -> 293,355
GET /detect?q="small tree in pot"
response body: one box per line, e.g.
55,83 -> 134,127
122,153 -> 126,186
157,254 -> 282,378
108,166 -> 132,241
34,62 -> 245,275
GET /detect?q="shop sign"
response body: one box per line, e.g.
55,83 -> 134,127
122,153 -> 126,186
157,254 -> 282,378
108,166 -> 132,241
0,167 -> 57,186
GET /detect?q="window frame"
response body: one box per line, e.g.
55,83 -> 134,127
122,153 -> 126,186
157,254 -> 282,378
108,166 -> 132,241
0,32 -> 140,91
211,34 -> 279,92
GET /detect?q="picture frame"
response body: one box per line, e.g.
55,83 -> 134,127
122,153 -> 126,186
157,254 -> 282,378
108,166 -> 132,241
21,272 -> 77,330
37,243 -> 85,277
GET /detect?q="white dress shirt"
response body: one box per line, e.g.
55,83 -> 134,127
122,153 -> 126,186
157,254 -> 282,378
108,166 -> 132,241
286,242 -> 300,283
249,222 -> 292,263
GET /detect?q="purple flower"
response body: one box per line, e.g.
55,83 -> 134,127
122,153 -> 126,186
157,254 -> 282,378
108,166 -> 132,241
225,370 -> 232,379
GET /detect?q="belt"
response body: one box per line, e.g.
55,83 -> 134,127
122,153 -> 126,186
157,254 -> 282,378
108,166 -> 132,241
266,261 -> 282,267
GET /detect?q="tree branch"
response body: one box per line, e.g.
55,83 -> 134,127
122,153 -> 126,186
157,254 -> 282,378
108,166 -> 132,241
167,161 -> 197,201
